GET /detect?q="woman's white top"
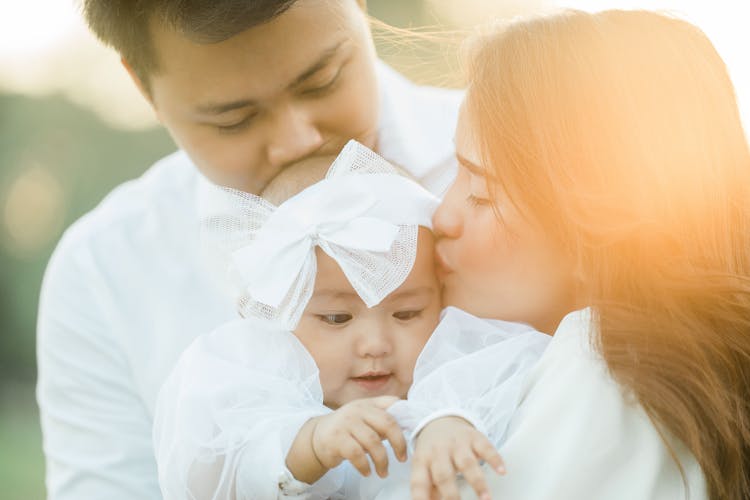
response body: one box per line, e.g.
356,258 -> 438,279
376,309 -> 708,500
153,307 -> 550,499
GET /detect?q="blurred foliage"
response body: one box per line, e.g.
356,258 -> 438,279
0,89 -> 174,500
0,383 -> 45,500
0,92 -> 175,384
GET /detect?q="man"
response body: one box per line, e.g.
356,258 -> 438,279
37,1 -> 461,498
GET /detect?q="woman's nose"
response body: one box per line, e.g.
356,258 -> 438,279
432,184 -> 463,239
266,104 -> 324,168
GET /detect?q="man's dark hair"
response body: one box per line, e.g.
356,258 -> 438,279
82,0 -> 298,91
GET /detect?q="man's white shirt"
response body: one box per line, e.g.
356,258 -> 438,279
36,61 -> 462,499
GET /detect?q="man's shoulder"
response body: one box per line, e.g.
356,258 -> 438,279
377,60 -> 463,121
53,150 -> 197,260
375,61 -> 462,193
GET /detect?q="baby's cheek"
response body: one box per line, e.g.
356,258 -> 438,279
403,335 -> 428,377
317,368 -> 340,398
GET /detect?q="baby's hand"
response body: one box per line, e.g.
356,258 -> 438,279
410,416 -> 505,500
311,396 -> 407,478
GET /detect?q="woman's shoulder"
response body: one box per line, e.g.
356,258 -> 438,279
494,307 -> 707,499
512,308 -> 652,435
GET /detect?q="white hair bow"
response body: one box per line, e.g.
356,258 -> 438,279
201,140 -> 439,330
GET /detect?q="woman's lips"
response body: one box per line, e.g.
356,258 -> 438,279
434,248 -> 453,279
351,373 -> 392,391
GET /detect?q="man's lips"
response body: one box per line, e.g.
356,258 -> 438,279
351,372 -> 392,391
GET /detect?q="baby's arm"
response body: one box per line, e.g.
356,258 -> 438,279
153,318 -> 338,499
389,307 -> 550,500
286,396 -> 408,483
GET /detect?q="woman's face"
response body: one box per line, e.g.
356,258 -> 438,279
432,107 -> 578,334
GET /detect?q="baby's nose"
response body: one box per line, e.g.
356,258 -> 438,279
356,322 -> 393,358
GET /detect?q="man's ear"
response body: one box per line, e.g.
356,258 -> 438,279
121,57 -> 153,106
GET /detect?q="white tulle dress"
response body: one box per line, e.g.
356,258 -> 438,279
153,307 -> 551,500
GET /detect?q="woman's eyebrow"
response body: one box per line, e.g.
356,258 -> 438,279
456,153 -> 485,176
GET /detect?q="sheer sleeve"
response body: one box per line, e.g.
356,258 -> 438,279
153,318 -> 347,500
388,307 -> 550,446
378,309 -> 707,500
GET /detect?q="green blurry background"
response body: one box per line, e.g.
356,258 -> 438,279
2,0 -> 746,498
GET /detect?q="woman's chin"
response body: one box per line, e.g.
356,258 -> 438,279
441,287 -> 477,314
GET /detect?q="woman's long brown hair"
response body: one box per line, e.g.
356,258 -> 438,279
464,10 -> 750,499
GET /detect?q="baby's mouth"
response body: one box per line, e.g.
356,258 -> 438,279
351,372 -> 392,391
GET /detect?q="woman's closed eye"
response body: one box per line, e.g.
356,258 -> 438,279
317,313 -> 353,325
393,309 -> 423,321
466,194 -> 491,208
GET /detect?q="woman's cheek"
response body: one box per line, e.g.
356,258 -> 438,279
463,223 -> 496,273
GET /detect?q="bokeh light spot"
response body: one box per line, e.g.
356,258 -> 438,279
2,165 -> 66,258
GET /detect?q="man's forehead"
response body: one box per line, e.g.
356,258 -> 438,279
148,1 -> 354,81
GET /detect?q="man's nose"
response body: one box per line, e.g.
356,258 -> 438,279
266,104 -> 324,168
432,183 -> 463,239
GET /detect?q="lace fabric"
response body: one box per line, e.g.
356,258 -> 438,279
199,140 -> 439,330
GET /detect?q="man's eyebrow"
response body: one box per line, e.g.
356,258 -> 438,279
196,40 -> 346,116
456,153 -> 486,177
196,98 -> 257,115
289,39 -> 346,89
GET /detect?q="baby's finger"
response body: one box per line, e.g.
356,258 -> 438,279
364,410 -> 407,462
409,459 -> 433,500
454,447 -> 491,500
369,395 -> 400,410
341,436 -> 371,477
352,425 -> 389,478
472,436 -> 505,475
430,454 -> 461,500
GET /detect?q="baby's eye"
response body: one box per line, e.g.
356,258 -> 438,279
393,310 -> 423,321
318,313 -> 353,325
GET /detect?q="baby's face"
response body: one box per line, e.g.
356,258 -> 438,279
294,228 -> 441,409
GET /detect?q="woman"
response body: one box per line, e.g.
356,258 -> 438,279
389,9 -> 750,500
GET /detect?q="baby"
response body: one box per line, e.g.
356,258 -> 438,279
154,142 -> 549,499
156,142 -> 441,498
263,155 -> 442,487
